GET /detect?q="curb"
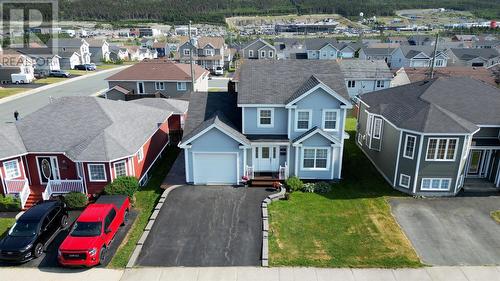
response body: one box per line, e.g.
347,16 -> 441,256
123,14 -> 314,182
261,186 -> 286,267
0,65 -> 130,105
126,184 -> 182,268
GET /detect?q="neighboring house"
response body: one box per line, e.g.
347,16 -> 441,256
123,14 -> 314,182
140,37 -> 156,49
390,46 -> 448,69
109,45 -> 129,61
386,36 -> 408,45
17,49 -> 61,74
357,77 -> 500,196
451,35 -> 478,42
335,42 -> 362,59
47,38 -> 91,68
274,38 -> 308,59
473,40 -> 500,50
392,67 -> 498,87
0,50 -> 35,82
304,38 -> 339,60
447,48 -> 500,67
153,42 -> 167,57
176,36 -> 228,71
179,60 -> 353,185
105,60 -> 209,98
358,47 -> 398,66
240,38 -> 276,59
126,46 -> 154,61
408,35 -> 437,46
0,96 -> 176,209
338,60 -> 393,98
274,38 -> 359,60
87,39 -> 110,63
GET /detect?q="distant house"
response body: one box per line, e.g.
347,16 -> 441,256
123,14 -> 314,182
451,35 -> 478,42
336,42 -> 362,59
153,42 -> 167,57
472,40 -> 500,50
274,38 -> 359,60
357,77 -> 500,196
0,50 -> 35,82
176,36 -> 229,72
274,38 -> 308,59
47,38 -> 91,69
0,96 -> 176,209
240,38 -> 276,59
390,46 -> 448,69
109,45 -> 129,61
87,39 -> 110,63
125,46 -> 154,61
358,47 -> 398,66
16,48 -> 60,75
448,48 -> 500,67
304,38 -> 339,60
105,60 -> 209,99
408,35 -> 436,46
386,36 -> 407,45
140,37 -> 156,49
338,60 -> 393,98
392,67 -> 498,87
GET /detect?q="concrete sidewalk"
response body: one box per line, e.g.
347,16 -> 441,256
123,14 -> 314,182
1,266 -> 500,281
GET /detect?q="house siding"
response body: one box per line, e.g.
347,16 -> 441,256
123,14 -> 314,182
395,132 -> 421,192
345,79 -> 391,98
0,156 -> 28,195
107,80 -> 192,97
243,107 -> 288,135
296,134 -> 340,179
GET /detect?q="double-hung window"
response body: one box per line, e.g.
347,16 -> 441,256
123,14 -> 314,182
248,50 -> 254,57
257,108 -> 273,127
399,174 -> 411,188
88,164 -> 106,182
296,110 -> 311,130
302,148 -> 329,169
269,51 -> 274,58
183,49 -> 190,56
155,82 -> 165,91
3,159 -> 21,179
347,80 -> 356,88
322,110 -> 338,131
372,118 -> 383,139
403,135 -> 417,159
260,50 -> 266,58
114,161 -> 127,178
426,138 -> 457,161
177,82 -> 187,91
376,80 -> 385,88
421,178 -> 451,191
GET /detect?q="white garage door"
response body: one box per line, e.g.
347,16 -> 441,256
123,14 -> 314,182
193,153 -> 238,185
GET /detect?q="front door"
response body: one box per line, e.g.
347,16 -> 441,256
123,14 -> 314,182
254,146 -> 279,172
37,156 -> 60,184
467,150 -> 483,176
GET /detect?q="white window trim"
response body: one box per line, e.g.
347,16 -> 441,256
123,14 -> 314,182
113,161 -> 128,178
420,178 -> 452,191
155,81 -> 165,91
403,134 -> 417,159
3,159 -> 21,180
257,108 -> 274,128
183,49 -> 190,56
322,109 -> 339,131
425,138 -> 458,162
295,109 -> 312,131
399,174 -> 411,189
300,147 -> 331,171
269,50 -> 274,58
248,50 -> 254,57
88,163 -> 107,182
260,50 -> 266,58
137,147 -> 144,162
204,49 -> 213,56
347,80 -> 356,88
137,81 -> 145,94
177,82 -> 187,91
372,118 -> 383,139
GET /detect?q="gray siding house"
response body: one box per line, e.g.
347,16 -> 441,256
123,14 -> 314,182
179,60 -> 352,185
390,46 -> 448,69
338,60 -> 393,98
47,38 -> 91,69
240,38 -> 276,59
447,48 -> 500,68
357,77 -> 500,196
175,37 -> 229,71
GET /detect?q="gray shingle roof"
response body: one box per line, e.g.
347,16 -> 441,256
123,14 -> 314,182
7,97 -> 172,161
450,48 -> 500,60
0,123 -> 27,160
339,60 -> 393,79
400,46 -> 446,58
360,77 -> 500,133
131,98 -> 188,115
181,92 -> 249,145
361,47 -> 397,56
47,38 -> 86,48
237,60 -> 349,105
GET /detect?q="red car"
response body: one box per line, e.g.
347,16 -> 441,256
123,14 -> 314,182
58,195 -> 130,267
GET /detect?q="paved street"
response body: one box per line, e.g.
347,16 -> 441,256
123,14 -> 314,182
208,77 -> 230,90
0,67 -> 125,123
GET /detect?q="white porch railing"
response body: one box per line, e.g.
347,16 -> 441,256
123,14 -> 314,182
4,179 -> 28,194
279,162 -> 289,180
19,181 -> 30,210
245,165 -> 255,180
42,179 -> 85,200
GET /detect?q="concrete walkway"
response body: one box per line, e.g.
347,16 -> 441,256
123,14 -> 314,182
1,266 -> 500,281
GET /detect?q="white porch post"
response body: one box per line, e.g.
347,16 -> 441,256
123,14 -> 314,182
286,145 -> 290,177
294,145 -> 299,177
184,148 -> 190,183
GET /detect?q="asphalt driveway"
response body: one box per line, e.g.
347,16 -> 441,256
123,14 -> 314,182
390,196 -> 500,266
136,185 -> 274,266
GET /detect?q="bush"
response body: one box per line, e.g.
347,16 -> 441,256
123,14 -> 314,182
0,195 -> 20,211
313,182 -> 333,194
104,176 -> 139,199
303,183 -> 315,193
64,192 -> 88,209
285,176 -> 304,192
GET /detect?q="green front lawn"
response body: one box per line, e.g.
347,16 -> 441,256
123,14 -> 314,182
0,218 -> 15,238
0,88 -> 27,99
268,117 -> 422,268
109,146 -> 179,268
34,77 -> 68,84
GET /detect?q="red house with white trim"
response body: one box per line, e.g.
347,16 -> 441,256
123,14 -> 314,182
0,96 -> 187,209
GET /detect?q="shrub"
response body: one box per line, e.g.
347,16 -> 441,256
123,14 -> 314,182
285,176 -> 304,192
64,192 -> 88,209
0,195 -> 20,211
303,183 -> 315,193
104,176 -> 139,199
313,182 -> 333,194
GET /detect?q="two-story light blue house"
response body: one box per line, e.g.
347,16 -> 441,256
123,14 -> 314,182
179,60 -> 352,185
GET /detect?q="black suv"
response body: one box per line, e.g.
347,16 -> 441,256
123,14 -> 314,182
0,200 -> 69,263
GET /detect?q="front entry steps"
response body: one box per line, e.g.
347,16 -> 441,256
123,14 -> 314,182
24,193 -> 43,210
250,172 -> 283,187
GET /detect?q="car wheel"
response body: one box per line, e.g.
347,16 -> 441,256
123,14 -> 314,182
122,210 -> 129,226
33,243 -> 44,258
60,214 -> 69,229
15,81 -> 19,84
99,246 -> 107,265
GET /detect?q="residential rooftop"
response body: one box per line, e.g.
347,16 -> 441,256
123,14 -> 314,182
105,60 -> 208,81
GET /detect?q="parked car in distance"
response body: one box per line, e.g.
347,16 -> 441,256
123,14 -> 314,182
11,73 -> 33,84
0,200 -> 69,263
49,70 -> 71,78
74,63 -> 96,71
214,66 -> 224,76
58,195 -> 130,267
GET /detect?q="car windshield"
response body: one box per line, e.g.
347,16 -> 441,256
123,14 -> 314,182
8,221 -> 38,237
70,222 -> 102,237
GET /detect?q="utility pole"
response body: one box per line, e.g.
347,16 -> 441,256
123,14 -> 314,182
188,21 -> 196,91
429,33 -> 439,79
